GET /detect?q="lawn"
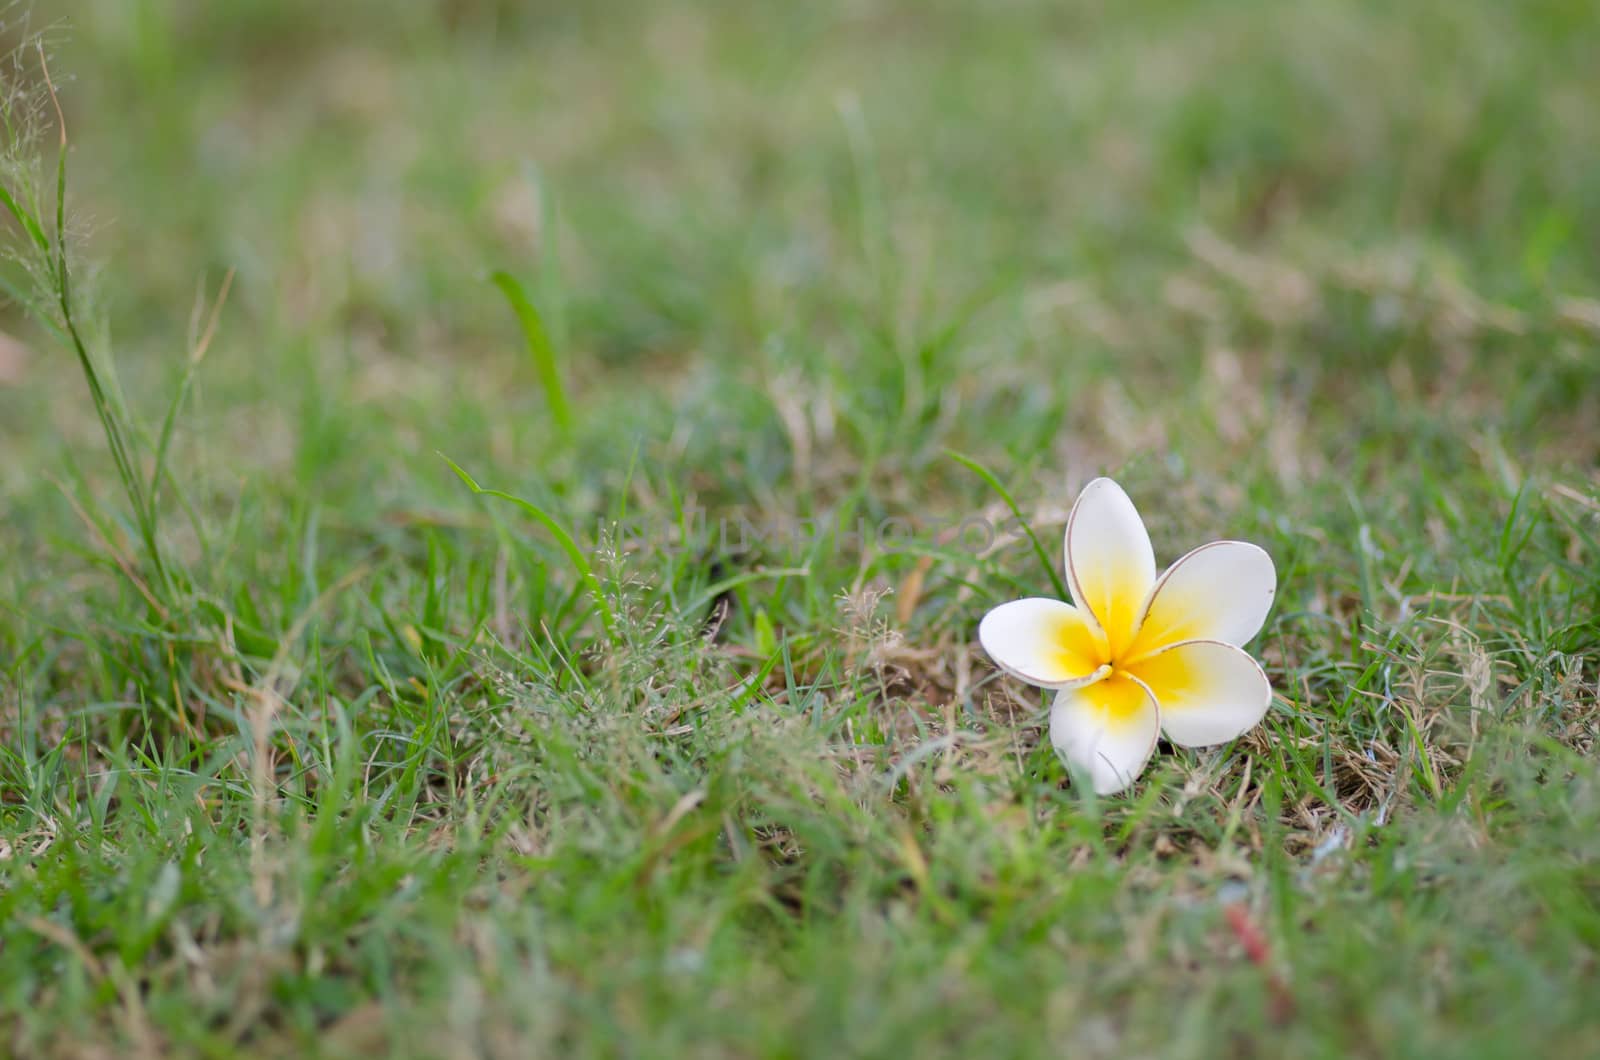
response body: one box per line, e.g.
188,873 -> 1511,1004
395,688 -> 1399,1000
2,1 -> 1598,1056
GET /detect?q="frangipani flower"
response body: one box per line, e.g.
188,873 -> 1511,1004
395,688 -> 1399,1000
979,478 -> 1276,795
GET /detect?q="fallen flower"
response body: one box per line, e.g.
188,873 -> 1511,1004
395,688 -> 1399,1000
979,478 -> 1276,794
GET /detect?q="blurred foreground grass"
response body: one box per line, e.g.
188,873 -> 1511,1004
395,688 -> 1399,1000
1,1 -> 1598,1055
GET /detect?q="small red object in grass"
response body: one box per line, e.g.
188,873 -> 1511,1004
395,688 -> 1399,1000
1224,903 -> 1272,966
1223,902 -> 1297,1024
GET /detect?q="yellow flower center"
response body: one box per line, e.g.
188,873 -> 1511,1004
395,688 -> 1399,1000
1055,610 -> 1197,726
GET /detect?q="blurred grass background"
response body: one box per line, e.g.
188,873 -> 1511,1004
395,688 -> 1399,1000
10,0 -> 1600,498
1,0 -> 1598,1055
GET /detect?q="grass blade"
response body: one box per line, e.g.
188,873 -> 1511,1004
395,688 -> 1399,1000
441,455 -> 613,635
0,184 -> 48,252
152,271 -> 233,511
490,269 -> 573,439
946,448 -> 1069,601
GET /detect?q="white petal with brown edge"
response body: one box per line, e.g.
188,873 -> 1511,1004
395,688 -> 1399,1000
1124,639 -> 1272,748
1128,540 -> 1276,657
1049,674 -> 1161,795
978,598 -> 1106,688
1064,478 -> 1156,658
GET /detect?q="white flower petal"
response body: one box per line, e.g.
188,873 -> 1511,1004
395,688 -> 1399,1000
1049,674 -> 1161,795
1064,478 -> 1156,658
979,598 -> 1106,689
1128,540 -> 1277,657
1124,639 -> 1272,748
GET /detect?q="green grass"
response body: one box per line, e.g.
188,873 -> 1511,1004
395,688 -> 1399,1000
2,0 -> 1599,1055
